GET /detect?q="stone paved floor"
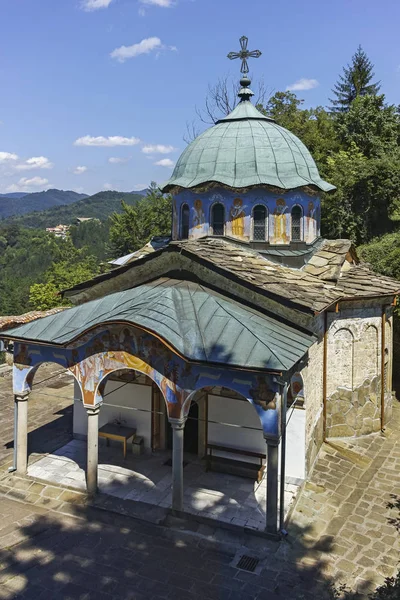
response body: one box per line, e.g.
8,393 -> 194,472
27,440 -> 298,532
0,364 -> 399,598
0,364 -> 74,470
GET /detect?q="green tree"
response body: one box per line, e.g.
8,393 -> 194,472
108,201 -> 141,257
262,92 -> 339,167
322,145 -> 400,244
321,144 -> 367,241
335,94 -> 400,158
29,251 -> 99,311
108,182 -> 172,258
330,45 -> 380,112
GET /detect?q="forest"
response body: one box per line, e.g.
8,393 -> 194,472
0,46 -> 399,330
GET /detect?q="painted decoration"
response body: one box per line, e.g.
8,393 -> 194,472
174,187 -> 320,245
193,199 -> 206,235
290,372 -> 304,399
229,198 -> 245,237
13,323 -> 282,440
271,198 -> 289,245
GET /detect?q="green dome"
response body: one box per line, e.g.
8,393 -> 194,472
162,101 -> 335,193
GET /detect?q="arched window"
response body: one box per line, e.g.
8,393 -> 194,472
253,205 -> 267,241
181,203 -> 190,239
211,203 -> 225,236
291,205 -> 302,241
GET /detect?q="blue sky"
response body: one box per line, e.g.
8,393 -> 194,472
0,0 -> 399,196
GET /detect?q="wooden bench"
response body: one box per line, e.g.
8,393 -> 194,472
205,444 -> 266,483
98,424 -> 136,459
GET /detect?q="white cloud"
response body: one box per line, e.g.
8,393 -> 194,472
286,78 -> 319,91
102,182 -> 113,190
15,156 -> 53,170
142,144 -> 175,155
7,177 -> 50,192
108,156 -> 131,163
74,135 -> 140,147
140,0 -> 174,6
0,151 -> 18,163
73,166 -> 88,174
155,158 -> 174,168
110,37 -> 163,63
132,183 -> 148,190
73,187 -> 85,194
81,0 -> 113,11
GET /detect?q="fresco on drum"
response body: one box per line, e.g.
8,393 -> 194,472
172,187 -> 320,244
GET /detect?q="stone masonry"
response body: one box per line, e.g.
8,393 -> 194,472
326,375 -> 384,438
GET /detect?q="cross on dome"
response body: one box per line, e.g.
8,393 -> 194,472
227,36 -> 262,75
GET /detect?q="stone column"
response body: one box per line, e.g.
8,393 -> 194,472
266,440 -> 279,534
15,393 -> 29,474
86,405 -> 101,496
170,418 -> 186,513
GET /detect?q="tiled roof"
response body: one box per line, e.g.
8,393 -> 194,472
62,237 -> 400,314
0,308 -> 66,333
338,266 -> 400,298
173,238 -> 341,313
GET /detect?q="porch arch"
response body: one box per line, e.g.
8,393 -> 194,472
183,385 -> 266,457
16,359 -> 84,401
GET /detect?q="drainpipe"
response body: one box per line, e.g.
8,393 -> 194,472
279,382 -> 288,531
381,308 -> 386,431
322,311 -> 328,441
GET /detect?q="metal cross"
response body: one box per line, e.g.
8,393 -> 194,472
227,36 -> 262,75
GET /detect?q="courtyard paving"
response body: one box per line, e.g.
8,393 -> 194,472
27,440 -> 298,532
0,363 -> 399,598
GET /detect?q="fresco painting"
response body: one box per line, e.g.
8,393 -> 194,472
12,323 -> 282,439
229,198 -> 246,237
175,187 -> 320,245
271,198 -> 290,245
192,199 -> 206,236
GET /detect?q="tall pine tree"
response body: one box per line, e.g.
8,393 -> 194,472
330,45 -> 380,112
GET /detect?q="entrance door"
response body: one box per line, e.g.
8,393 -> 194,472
184,402 -> 199,454
166,401 -> 199,454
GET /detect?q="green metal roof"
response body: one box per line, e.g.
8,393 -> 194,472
3,278 -> 316,372
162,100 -> 335,193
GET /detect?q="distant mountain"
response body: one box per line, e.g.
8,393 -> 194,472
0,189 -> 88,220
0,192 -> 29,199
131,188 -> 148,196
2,190 -> 143,229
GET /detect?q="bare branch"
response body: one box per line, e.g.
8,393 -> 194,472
183,120 -> 201,144
183,75 -> 274,144
195,74 -> 273,125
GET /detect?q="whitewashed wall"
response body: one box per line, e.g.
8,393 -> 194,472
73,380 -> 153,451
207,394 -> 266,462
285,408 -> 306,480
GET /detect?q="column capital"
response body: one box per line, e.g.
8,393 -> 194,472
14,392 -> 29,402
264,435 -> 280,447
169,417 -> 186,430
85,404 -> 102,416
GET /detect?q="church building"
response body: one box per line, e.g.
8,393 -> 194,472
2,38 -> 398,535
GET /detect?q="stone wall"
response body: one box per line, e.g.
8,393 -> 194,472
326,375 -> 381,438
326,305 -> 384,398
300,320 -> 324,474
325,302 -> 394,438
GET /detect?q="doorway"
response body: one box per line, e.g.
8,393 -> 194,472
166,401 -> 199,455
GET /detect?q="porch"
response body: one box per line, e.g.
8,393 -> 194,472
27,439 -> 300,532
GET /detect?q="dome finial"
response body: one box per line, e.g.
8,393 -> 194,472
227,36 -> 261,102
